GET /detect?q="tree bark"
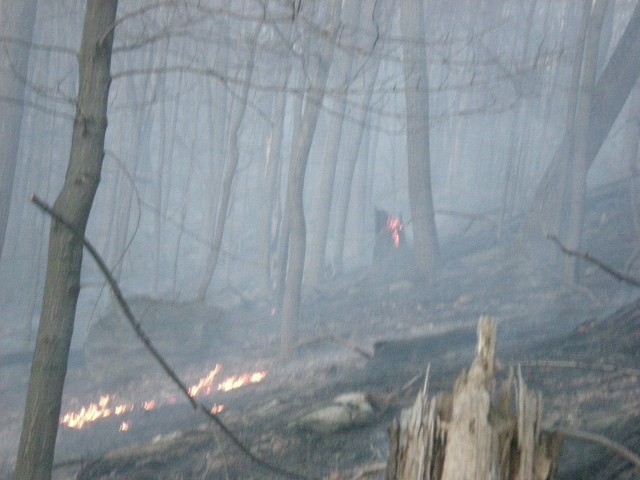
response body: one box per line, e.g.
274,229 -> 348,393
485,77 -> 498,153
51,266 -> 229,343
400,0 -> 439,278
0,0 -> 38,264
15,2 -> 117,478
524,0 -> 640,240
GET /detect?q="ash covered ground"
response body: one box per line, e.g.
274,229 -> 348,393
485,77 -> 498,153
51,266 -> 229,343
1,183 -> 639,479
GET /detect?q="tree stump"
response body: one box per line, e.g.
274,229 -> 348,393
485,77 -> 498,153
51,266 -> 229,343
386,316 -> 563,480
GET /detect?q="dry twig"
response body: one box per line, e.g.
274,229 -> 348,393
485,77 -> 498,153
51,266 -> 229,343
548,427 -> 640,471
548,234 -> 640,288
296,334 -> 373,359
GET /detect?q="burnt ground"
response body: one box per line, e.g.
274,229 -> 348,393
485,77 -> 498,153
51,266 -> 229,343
1,181 -> 640,479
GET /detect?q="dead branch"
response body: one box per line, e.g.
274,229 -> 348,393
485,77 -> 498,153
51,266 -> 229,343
30,194 -> 314,480
548,234 -> 640,287
296,334 -> 373,359
516,359 -> 640,377
548,427 -> 640,470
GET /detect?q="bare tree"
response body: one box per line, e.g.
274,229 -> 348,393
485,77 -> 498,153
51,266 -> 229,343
400,0 -> 440,277
524,0 -> 640,242
15,2 -> 118,478
197,17 -> 261,302
0,0 -> 38,264
280,0 -> 342,360
563,0 -> 609,282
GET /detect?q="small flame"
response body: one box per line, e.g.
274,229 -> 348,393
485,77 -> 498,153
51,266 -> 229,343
119,421 -> 130,432
386,217 -> 403,248
217,371 -> 267,392
188,364 -> 222,397
210,404 -> 225,415
142,400 -> 156,411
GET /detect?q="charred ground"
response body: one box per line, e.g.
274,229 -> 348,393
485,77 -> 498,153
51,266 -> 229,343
1,180 -> 639,479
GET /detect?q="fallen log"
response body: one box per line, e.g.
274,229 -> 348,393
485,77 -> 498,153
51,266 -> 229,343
386,316 -> 564,480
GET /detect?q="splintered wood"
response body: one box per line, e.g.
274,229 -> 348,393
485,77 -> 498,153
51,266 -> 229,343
386,316 -> 563,480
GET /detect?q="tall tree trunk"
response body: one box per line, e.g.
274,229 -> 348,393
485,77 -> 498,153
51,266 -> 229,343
306,0 -> 363,285
258,65 -> 289,297
400,0 -> 439,278
197,22 -> 260,302
0,0 -> 38,264
15,2 -> 117,479
564,0 -> 609,282
280,0 -> 341,360
524,0 -> 640,240
331,13 -> 381,275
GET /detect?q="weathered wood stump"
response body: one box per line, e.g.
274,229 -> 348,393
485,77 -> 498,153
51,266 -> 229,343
84,297 -> 224,384
386,316 -> 563,480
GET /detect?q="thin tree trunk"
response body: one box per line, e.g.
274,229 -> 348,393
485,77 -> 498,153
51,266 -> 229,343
280,0 -> 341,360
332,54 -> 380,275
524,0 -> 640,240
564,0 -> 609,282
306,0 -> 363,285
259,64 -> 289,296
197,22 -> 260,302
0,0 -> 38,264
15,2 -> 117,478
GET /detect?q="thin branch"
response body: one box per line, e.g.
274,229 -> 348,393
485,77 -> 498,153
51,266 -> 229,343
548,427 -> 640,470
30,194 -> 315,480
0,36 -> 76,56
548,234 -> 640,288
296,334 -> 373,359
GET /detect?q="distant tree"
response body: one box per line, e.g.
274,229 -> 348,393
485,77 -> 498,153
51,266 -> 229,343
197,17 -> 261,302
563,0 -> 609,282
280,0 -> 342,360
15,2 -> 118,478
524,0 -> 640,244
400,0 -> 440,278
0,0 -> 38,264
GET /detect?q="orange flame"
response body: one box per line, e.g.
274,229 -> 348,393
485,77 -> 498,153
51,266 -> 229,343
188,364 -> 222,397
217,371 -> 267,392
386,217 -> 403,248
60,365 -> 266,431
60,395 -> 134,430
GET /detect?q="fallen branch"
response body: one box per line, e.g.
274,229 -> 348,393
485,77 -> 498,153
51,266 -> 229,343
516,359 -> 640,377
548,234 -> 640,288
30,194 -> 314,480
548,427 -> 640,471
296,334 -> 373,359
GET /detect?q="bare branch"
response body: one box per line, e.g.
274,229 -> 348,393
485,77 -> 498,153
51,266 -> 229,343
548,234 -> 640,288
29,194 -> 316,480
548,427 -> 640,470
0,36 -> 76,56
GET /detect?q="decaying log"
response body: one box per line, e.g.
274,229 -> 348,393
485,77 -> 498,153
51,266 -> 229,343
386,316 -> 563,480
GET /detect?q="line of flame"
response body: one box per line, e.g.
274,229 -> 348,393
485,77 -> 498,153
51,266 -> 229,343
60,366 -> 266,431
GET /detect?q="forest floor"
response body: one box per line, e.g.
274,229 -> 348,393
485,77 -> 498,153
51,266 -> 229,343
1,181 -> 640,479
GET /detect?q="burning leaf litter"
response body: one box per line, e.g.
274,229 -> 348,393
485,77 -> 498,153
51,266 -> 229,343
60,364 -> 266,431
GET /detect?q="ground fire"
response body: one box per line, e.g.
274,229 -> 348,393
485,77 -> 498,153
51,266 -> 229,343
60,365 -> 266,431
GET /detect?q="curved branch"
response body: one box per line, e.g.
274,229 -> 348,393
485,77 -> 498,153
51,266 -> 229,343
29,193 -> 315,480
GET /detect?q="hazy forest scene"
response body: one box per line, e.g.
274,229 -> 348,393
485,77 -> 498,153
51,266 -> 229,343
2,0 -> 640,478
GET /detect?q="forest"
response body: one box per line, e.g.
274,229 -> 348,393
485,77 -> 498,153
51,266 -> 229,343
1,0 -> 640,478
